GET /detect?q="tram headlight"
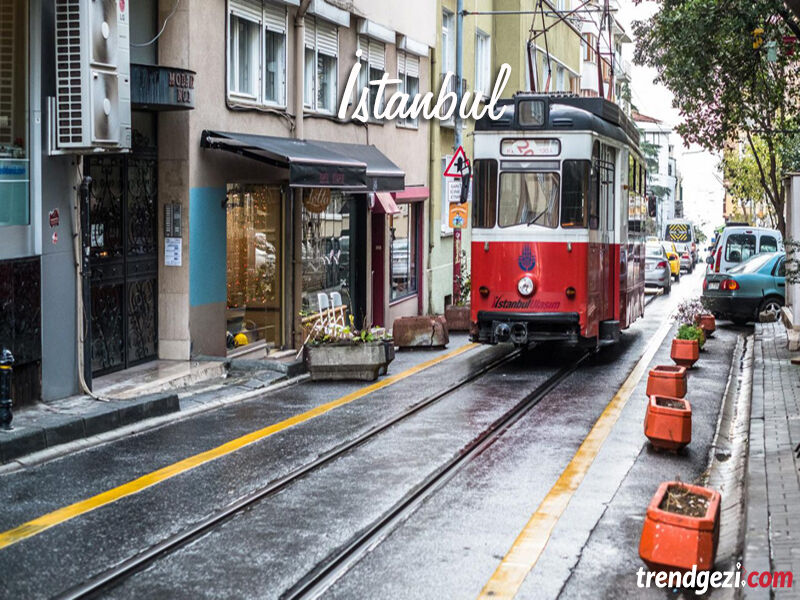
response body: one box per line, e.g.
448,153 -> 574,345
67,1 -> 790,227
517,276 -> 535,296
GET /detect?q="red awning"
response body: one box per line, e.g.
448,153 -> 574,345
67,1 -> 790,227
372,192 -> 400,215
393,186 -> 429,203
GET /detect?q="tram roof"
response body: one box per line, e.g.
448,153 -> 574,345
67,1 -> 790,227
475,94 -> 640,149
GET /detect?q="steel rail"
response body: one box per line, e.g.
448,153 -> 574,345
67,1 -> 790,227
281,350 -> 592,600
55,347 -> 523,600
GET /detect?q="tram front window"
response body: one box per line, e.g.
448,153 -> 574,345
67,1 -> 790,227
498,172 -> 560,228
561,160 -> 591,228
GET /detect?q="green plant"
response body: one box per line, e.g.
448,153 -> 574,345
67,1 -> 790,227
677,324 -> 705,350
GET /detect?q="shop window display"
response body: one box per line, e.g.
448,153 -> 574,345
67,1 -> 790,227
301,189 -> 355,316
226,185 -> 282,350
390,203 -> 419,300
0,0 -> 29,226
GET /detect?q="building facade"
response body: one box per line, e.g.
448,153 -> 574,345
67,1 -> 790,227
1,0 -> 437,405
632,111 -> 682,235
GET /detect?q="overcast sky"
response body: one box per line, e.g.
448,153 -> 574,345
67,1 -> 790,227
617,0 -> 725,239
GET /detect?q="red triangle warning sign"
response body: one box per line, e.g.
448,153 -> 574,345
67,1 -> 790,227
444,146 -> 470,178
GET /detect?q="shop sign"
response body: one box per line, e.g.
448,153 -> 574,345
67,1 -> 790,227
303,188 -> 331,214
131,64 -> 196,111
449,203 -> 469,229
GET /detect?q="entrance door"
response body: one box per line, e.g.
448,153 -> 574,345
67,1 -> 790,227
85,151 -> 158,375
371,212 -> 386,327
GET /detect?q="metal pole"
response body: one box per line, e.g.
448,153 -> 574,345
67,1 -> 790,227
0,348 -> 14,431
453,0 -> 464,304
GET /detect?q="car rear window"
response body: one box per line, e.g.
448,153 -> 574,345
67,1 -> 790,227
725,233 -> 756,263
759,235 -> 778,253
646,245 -> 663,257
728,252 -> 775,274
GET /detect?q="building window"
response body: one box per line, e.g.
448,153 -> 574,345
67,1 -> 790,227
583,33 -> 595,63
397,51 -> 420,128
475,30 -> 491,97
227,0 -> 287,106
0,0 -> 29,226
305,17 -> 339,113
442,10 -> 455,75
390,203 -> 419,301
226,185 -> 282,350
357,35 -> 386,120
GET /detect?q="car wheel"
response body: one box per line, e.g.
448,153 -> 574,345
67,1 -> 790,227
664,280 -> 671,294
758,297 -> 784,322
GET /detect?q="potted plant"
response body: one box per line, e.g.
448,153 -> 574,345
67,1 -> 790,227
645,365 -> 687,398
671,324 -> 703,367
445,251 -> 471,332
644,395 -> 692,451
696,299 -> 716,338
639,481 -> 721,572
304,316 -> 395,382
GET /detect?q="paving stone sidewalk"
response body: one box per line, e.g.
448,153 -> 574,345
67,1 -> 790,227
744,322 -> 800,599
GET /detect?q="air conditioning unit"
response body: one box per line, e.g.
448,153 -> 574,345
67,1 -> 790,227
53,0 -> 131,152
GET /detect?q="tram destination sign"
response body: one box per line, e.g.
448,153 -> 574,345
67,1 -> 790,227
501,138 -> 561,157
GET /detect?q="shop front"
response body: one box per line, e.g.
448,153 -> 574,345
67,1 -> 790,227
201,130 -> 403,354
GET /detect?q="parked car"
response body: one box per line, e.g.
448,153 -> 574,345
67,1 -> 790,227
706,225 -> 783,274
660,241 -> 681,281
645,243 -> 672,293
702,252 -> 785,324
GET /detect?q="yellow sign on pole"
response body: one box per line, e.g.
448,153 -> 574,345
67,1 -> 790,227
449,202 -> 469,229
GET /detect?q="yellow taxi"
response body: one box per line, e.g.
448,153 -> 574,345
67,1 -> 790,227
661,241 -> 681,281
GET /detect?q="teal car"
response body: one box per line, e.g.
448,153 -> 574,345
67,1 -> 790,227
702,252 -> 785,325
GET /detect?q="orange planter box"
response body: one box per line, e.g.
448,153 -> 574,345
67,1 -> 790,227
697,314 -> 716,338
644,395 -> 692,451
639,481 -> 721,572
671,338 -> 699,368
646,365 -> 687,398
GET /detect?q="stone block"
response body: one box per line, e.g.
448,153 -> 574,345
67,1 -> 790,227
445,304 -> 471,331
392,316 -> 449,348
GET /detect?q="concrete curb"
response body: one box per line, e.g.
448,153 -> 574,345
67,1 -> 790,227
704,333 -> 755,599
0,392 -> 180,465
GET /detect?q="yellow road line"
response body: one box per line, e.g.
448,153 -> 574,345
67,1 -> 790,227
0,343 -> 478,551
478,320 -> 674,600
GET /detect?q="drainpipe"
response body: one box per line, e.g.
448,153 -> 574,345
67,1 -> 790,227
293,0 -> 312,348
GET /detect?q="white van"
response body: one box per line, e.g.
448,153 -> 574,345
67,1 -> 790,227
706,226 -> 783,274
664,220 -> 698,264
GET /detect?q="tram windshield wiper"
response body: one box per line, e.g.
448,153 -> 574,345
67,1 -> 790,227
527,210 -> 548,227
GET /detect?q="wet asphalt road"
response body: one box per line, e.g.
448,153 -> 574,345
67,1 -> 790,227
0,270 -> 744,599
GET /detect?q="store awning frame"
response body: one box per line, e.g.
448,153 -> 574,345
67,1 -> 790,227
200,130 -> 405,191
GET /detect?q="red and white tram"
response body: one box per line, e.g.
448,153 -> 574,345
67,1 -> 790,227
469,94 -> 647,348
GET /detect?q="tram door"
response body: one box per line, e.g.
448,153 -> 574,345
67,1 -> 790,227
599,145 -> 616,322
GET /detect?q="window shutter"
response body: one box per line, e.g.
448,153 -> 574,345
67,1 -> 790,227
229,0 -> 261,21
405,54 -> 419,78
357,35 -> 369,58
263,1 -> 287,33
397,52 -> 405,76
316,20 -> 338,57
305,17 -> 317,48
369,39 -> 385,71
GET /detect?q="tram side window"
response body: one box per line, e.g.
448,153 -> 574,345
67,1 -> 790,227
561,160 -> 590,228
601,147 -> 616,231
472,159 -> 498,229
589,142 -> 601,229
498,172 -> 560,228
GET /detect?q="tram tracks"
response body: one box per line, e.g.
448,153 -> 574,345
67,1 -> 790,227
279,350 -> 591,600
54,346 -> 525,600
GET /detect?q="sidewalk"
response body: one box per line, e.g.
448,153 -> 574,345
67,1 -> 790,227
744,322 -> 800,599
